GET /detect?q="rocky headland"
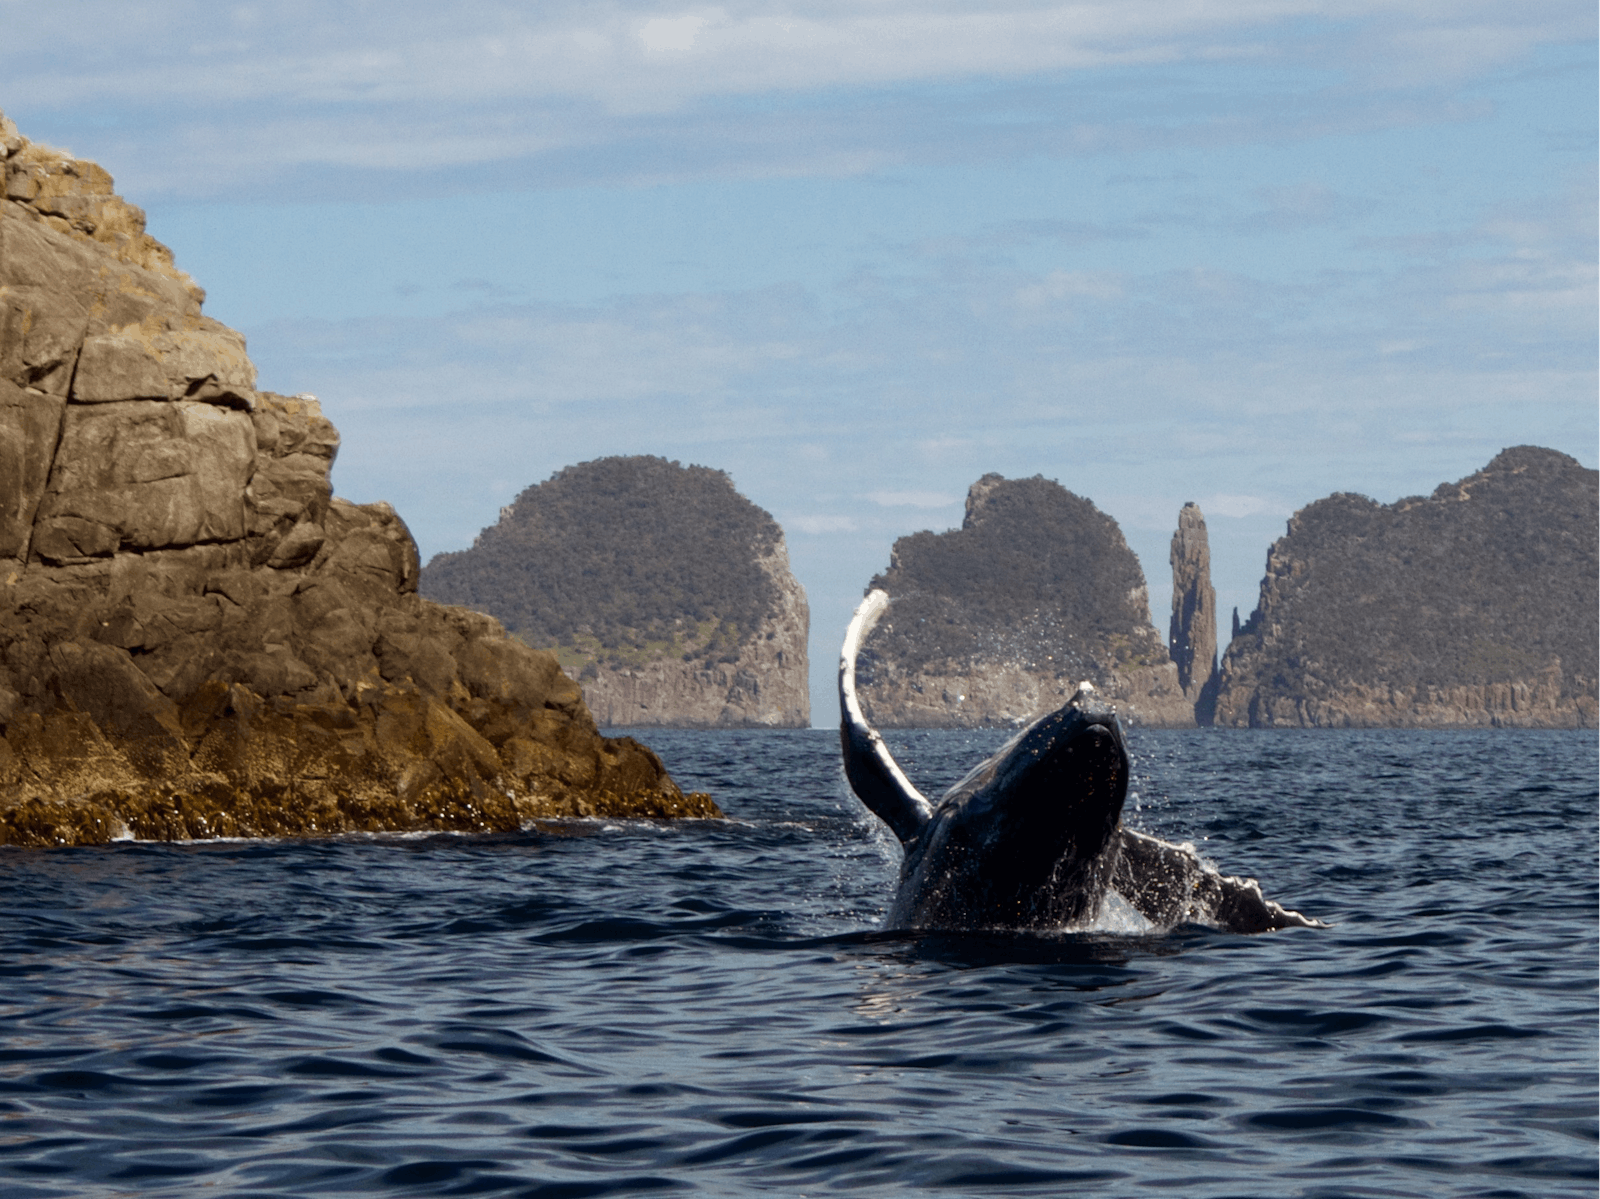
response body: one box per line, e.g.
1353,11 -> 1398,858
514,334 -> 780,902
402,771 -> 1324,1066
854,474 -> 1194,728
1215,446 -> 1598,728
419,456 -> 809,728
0,111 -> 716,846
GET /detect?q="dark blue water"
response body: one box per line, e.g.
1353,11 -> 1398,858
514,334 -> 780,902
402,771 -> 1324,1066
1,729 -> 1594,1197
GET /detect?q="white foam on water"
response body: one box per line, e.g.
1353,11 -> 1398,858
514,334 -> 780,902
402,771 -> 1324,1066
1083,889 -> 1158,935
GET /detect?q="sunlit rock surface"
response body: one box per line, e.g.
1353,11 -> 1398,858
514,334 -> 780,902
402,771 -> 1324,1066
0,110 -> 716,846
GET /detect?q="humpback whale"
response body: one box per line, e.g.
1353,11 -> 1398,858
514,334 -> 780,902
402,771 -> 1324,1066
840,590 -> 1323,934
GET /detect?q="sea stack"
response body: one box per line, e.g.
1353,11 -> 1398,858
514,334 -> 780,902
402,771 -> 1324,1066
420,456 -> 810,728
1168,502 -> 1219,724
0,110 -> 716,846
852,473 -> 1192,727
1215,447 -> 1598,727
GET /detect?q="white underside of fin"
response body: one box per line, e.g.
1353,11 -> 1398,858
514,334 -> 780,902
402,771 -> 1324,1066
839,589 -> 931,818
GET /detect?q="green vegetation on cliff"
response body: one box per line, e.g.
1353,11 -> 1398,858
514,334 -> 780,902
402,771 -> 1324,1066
863,474 -> 1164,678
420,457 -> 781,669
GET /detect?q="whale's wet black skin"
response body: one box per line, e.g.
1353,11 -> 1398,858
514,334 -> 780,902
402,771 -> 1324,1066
839,590 -> 1324,934
890,696 -> 1130,928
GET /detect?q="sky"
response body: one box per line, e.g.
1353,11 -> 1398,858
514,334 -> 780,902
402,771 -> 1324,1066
4,1 -> 1595,724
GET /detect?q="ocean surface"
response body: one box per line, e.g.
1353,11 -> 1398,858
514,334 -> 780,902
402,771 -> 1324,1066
0,728 -> 1594,1198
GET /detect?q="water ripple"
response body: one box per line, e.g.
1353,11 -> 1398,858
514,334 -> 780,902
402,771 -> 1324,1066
0,728 -> 1592,1197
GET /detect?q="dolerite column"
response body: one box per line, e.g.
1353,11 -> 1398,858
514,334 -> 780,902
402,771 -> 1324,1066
1169,502 -> 1220,724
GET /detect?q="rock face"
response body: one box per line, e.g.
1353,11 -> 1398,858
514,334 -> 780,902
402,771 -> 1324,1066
0,112 -> 715,847
855,474 -> 1193,728
1215,447 -> 1598,728
420,456 -> 809,728
1168,502 -> 1220,724
577,537 -> 810,727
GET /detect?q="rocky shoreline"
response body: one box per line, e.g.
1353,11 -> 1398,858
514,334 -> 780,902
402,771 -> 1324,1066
0,111 -> 717,846
1,106 -> 1588,827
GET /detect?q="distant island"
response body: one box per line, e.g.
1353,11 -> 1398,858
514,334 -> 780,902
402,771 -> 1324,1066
854,474 -> 1194,727
420,457 -> 810,728
1216,446 -> 1598,728
850,448 -> 1596,731
0,109 -> 715,847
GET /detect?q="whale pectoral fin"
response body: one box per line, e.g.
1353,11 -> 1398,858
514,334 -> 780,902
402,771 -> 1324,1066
839,589 -> 932,844
1201,870 -> 1328,933
1112,829 -> 1193,928
1115,829 -> 1326,933
840,720 -> 932,844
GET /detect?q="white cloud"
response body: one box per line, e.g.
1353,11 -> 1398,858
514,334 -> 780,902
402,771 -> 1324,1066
638,13 -> 709,55
1378,339 -> 1423,355
1014,270 -> 1126,309
11,2 -> 1291,111
1359,15 -> 1574,88
1204,493 -> 1286,518
3,2 -> 1590,198
787,514 -> 858,534
866,489 -> 961,508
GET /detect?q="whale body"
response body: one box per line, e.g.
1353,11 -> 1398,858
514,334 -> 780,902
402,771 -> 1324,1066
840,590 -> 1323,934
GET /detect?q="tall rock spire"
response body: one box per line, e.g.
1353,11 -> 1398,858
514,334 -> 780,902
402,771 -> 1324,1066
1169,502 -> 1220,724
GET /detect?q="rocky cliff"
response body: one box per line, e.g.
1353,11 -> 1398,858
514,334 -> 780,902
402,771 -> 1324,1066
0,111 -> 715,846
854,474 -> 1193,728
420,456 -> 809,727
1215,446 -> 1598,728
1168,502 -> 1220,723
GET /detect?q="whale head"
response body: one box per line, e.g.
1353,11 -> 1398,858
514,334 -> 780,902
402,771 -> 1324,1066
965,685 -> 1129,860
839,592 -> 1134,930
890,683 -> 1130,928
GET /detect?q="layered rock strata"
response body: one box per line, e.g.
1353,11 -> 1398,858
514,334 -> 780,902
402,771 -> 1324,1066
0,112 -> 715,846
420,456 -> 809,728
1215,446 -> 1598,728
1168,502 -> 1220,724
855,474 -> 1193,728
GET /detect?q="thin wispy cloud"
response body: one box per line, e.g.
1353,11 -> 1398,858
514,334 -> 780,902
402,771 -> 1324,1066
787,515 -> 858,535
3,1 -> 1590,198
12,2 -> 1590,107
247,165 -> 1591,572
866,490 -> 962,509
1205,494 -> 1287,519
